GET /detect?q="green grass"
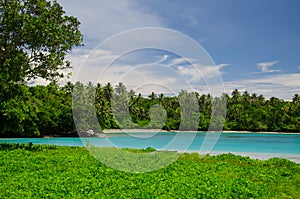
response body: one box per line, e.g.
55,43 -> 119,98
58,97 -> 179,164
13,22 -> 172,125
0,143 -> 299,198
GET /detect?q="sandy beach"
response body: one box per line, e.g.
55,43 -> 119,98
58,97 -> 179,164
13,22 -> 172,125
102,129 -> 300,134
103,129 -> 169,133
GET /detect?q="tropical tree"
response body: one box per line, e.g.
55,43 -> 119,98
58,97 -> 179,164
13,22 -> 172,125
0,0 -> 82,136
0,0 -> 82,86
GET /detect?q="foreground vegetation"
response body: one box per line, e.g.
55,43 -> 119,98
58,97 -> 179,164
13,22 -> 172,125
0,143 -> 299,198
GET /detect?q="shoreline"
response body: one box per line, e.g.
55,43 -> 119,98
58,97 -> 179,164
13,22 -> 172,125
220,130 -> 300,134
0,130 -> 299,139
181,150 -> 300,164
103,129 -> 169,133
102,129 -> 300,134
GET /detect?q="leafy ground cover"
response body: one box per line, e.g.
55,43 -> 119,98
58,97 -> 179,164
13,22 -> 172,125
0,143 -> 299,198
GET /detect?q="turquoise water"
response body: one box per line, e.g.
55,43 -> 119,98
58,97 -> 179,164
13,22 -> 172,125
1,132 -> 300,162
1,132 -> 299,153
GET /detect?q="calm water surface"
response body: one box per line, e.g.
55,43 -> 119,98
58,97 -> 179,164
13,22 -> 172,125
1,132 -> 300,162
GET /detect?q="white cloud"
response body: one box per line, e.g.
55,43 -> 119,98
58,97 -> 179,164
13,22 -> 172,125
157,55 -> 169,63
67,48 -> 228,96
215,63 -> 230,70
55,0 -> 224,95
51,48 -> 300,100
68,49 -> 182,94
224,73 -> 300,100
68,49 -> 124,84
257,61 -> 281,73
55,0 -> 227,95
57,0 -> 164,47
176,63 -> 230,82
168,57 -> 195,66
68,49 -> 299,100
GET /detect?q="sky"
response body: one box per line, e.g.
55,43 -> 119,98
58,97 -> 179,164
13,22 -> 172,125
56,0 -> 300,100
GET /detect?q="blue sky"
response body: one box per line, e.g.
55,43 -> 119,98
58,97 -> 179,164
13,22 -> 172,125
57,0 -> 300,100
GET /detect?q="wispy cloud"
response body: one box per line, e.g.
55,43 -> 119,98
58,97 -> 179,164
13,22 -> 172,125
57,0 -> 164,47
176,63 -> 230,83
224,73 -> 300,100
168,57 -> 194,66
67,48 -> 228,95
56,47 -> 300,100
257,61 -> 281,73
157,55 -> 169,63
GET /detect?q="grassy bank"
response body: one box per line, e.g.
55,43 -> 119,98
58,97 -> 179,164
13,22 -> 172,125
0,143 -> 299,198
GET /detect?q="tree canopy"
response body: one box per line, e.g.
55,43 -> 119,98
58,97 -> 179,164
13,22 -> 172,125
0,0 -> 82,136
0,0 -> 82,86
2,81 -> 300,137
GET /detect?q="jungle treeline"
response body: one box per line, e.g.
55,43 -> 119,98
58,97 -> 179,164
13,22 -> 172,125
0,82 -> 299,137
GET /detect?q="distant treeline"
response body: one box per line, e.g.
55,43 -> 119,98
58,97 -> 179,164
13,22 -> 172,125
0,82 -> 299,137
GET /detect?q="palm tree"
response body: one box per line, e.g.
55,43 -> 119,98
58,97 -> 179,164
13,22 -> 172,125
148,92 -> 157,102
103,83 -> 113,102
158,93 -> 164,104
292,94 -> 300,103
231,89 -> 241,104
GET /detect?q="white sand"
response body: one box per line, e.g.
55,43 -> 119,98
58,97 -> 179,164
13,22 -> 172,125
103,129 -> 169,133
102,129 -> 300,134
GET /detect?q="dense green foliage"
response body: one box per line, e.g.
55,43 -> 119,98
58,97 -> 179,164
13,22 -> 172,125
0,0 -> 82,137
0,84 -> 74,137
0,143 -> 299,198
0,0 -> 82,85
1,82 -> 300,137
77,83 -> 300,133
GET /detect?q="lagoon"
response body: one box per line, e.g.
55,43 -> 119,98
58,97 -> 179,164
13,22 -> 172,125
1,132 -> 300,163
